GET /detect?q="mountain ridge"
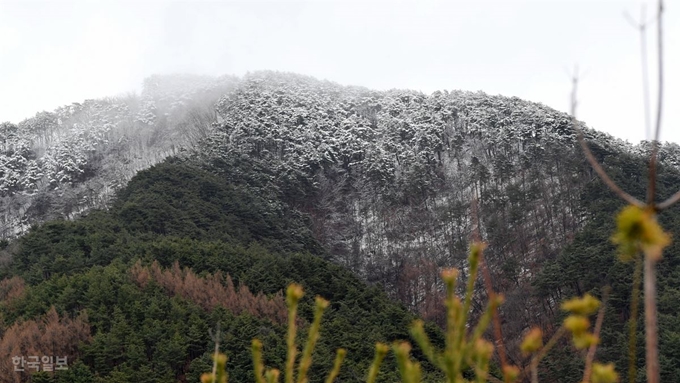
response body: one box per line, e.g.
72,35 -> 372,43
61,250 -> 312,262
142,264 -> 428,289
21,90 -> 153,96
2,70 -> 680,381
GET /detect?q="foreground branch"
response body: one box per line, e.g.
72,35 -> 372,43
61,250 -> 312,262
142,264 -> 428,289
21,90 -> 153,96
570,73 -> 644,208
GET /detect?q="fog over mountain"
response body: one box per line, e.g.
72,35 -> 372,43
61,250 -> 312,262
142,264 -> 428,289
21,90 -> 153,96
1,0 -> 678,144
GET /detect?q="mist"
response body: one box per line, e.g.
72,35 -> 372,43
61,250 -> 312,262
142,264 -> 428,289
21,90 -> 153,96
0,0 -> 678,144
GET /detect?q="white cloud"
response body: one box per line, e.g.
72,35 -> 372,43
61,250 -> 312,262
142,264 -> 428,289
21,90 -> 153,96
0,25 -> 20,54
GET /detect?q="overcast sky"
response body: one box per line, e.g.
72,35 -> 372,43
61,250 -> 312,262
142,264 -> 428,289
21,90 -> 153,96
0,0 -> 677,144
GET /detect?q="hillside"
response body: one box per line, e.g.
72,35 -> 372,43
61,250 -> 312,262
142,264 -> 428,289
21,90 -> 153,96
0,74 -> 236,238
0,161 -> 437,383
1,71 -> 680,382
184,72 -> 680,380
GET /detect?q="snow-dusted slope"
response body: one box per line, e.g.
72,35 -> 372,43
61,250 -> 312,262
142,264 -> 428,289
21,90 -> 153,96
0,74 -> 236,237
3,70 -> 678,339
185,71 -> 680,352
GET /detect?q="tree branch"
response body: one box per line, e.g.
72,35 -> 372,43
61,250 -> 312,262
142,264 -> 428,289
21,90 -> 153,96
471,198 -> 509,369
658,190 -> 680,210
647,0 -> 665,207
644,255 -> 660,383
570,73 -> 645,208
527,326 -> 567,383
582,287 -> 610,383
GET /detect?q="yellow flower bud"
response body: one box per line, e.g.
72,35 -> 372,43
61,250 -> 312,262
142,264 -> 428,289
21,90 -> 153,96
375,342 -> 390,355
214,353 -> 227,366
473,339 -> 494,361
564,315 -> 590,335
520,327 -> 543,354
265,368 -> 280,383
315,296 -> 330,309
440,268 -> 459,283
394,341 -> 412,355
286,283 -> 304,304
502,365 -> 520,383
469,241 -> 487,263
612,205 -> 671,261
561,294 -> 600,316
592,362 -> 619,383
572,333 -> 599,350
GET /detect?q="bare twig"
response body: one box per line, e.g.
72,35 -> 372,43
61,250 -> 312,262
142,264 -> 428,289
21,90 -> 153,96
648,0 -> 665,172
644,2 -> 664,382
624,5 -> 657,143
526,326 -> 567,383
653,1 -> 680,211
658,190 -> 680,210
582,287 -> 610,383
464,353 -> 506,383
644,0 -> 669,210
625,1 -> 680,212
570,2 -> 667,383
644,254 -> 660,383
628,255 -> 643,383
471,198 -> 509,369
570,71 -> 645,208
482,258 -> 508,369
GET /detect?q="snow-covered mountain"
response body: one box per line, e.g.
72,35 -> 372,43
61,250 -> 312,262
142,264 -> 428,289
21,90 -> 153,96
3,70 -> 679,339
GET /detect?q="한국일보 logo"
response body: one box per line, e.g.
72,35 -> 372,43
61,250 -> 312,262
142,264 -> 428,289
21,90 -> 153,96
12,356 -> 68,372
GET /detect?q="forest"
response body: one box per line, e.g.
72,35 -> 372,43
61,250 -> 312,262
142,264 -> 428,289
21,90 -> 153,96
1,71 -> 679,382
